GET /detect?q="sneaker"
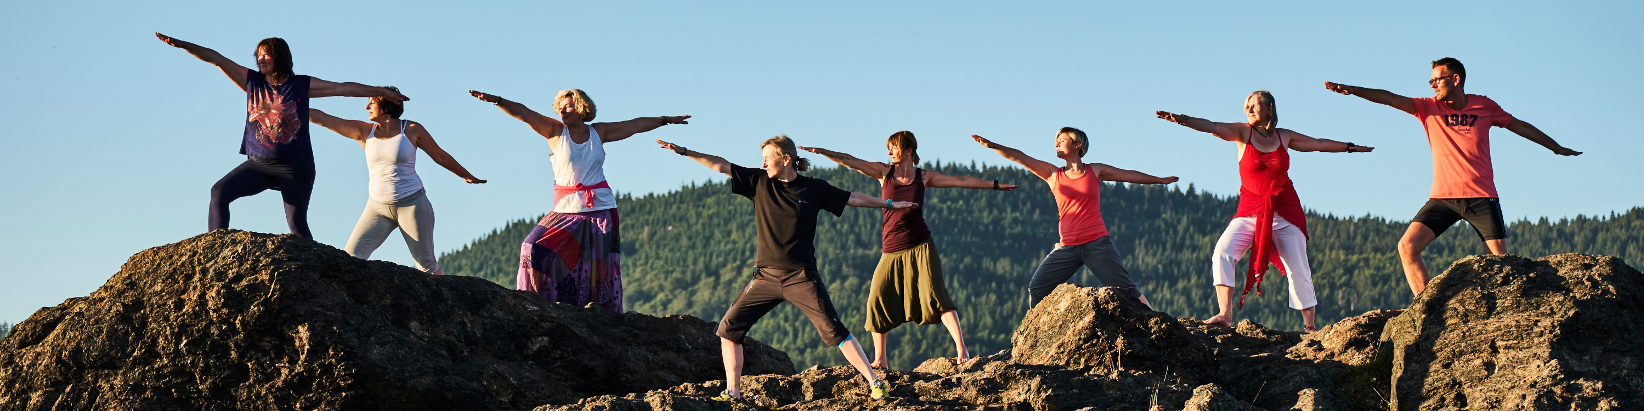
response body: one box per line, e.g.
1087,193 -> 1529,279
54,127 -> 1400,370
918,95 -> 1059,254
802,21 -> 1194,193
710,390 -> 745,402
869,379 -> 892,400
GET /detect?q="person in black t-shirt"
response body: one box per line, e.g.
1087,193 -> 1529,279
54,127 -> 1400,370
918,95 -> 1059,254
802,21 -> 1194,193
657,136 -> 914,402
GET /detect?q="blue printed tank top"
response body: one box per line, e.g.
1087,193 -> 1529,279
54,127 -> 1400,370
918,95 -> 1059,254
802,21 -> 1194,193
240,69 -> 312,159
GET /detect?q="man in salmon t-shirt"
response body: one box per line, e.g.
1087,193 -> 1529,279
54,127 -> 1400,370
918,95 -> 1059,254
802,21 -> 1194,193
1324,57 -> 1581,296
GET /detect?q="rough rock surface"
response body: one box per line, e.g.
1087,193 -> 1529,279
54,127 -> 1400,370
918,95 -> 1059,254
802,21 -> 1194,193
1012,285 -> 1216,384
1180,384 -> 1261,411
0,230 -> 792,411
1287,309 -> 1401,367
1383,253 -> 1644,411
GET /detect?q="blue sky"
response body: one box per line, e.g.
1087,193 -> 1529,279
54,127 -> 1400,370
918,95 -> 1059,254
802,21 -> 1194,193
3,1 -> 1640,324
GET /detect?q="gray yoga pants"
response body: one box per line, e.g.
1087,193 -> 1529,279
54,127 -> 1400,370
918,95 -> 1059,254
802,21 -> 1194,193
344,189 -> 439,273
1026,235 -> 1141,308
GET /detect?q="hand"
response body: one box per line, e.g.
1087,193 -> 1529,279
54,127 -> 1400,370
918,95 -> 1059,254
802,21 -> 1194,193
1156,111 -> 1185,124
381,87 -> 409,102
662,115 -> 692,125
796,145 -> 825,154
1161,176 -> 1180,184
657,140 -> 687,155
995,183 -> 1019,191
971,134 -> 995,149
464,178 -> 487,184
1352,145 -> 1376,153
1323,81 -> 1353,95
468,90 -> 501,104
154,32 -> 180,47
1552,146 -> 1582,156
890,201 -> 919,209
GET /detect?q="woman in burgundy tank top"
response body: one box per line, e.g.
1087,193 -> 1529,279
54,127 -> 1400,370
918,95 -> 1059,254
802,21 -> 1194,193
802,131 -> 1018,369
1157,90 -> 1375,333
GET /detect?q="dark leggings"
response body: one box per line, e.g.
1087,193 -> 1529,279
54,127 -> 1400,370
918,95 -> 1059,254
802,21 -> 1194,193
209,157 -> 316,238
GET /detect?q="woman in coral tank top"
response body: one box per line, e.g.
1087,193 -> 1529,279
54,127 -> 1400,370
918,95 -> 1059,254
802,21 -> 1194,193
1157,90 -> 1375,333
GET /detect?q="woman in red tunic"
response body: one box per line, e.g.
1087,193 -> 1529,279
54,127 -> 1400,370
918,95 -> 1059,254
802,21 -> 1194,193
1156,91 -> 1374,333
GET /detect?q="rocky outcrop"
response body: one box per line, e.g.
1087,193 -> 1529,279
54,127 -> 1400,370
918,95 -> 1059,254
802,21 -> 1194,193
1383,253 -> 1644,411
1012,286 -> 1216,384
0,230 -> 792,411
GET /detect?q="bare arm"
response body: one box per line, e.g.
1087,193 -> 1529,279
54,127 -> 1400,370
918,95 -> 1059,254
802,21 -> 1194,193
405,122 -> 485,183
594,116 -> 691,143
657,140 -> 733,176
925,170 -> 1018,191
309,78 -> 407,101
846,191 -> 918,209
470,90 -> 564,140
154,33 -> 250,92
796,146 -> 889,180
971,134 -> 1059,180
306,108 -> 371,142
1504,119 -> 1582,156
1324,81 -> 1416,115
1155,111 -> 1245,142
1092,164 -> 1179,185
1282,129 -> 1376,153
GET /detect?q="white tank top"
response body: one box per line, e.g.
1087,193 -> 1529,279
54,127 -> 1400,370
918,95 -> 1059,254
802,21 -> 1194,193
551,124 -> 616,213
364,120 -> 425,201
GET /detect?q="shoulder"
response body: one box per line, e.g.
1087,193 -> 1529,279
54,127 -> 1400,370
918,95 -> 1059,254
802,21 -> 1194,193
1470,94 -> 1503,108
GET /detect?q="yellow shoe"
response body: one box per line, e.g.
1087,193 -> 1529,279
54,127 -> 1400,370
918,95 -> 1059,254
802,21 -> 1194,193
870,379 -> 892,400
710,390 -> 745,402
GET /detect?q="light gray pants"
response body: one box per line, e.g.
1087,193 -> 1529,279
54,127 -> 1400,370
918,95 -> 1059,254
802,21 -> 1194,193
344,189 -> 439,273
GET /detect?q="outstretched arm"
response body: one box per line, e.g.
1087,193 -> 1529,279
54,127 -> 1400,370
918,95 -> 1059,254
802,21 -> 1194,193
306,108 -> 371,142
406,122 -> 486,183
470,90 -> 564,140
1324,81 -> 1416,114
925,170 -> 1018,191
595,116 -> 691,143
1155,111 -> 1245,142
797,146 -> 889,180
971,135 -> 1059,180
1283,129 -> 1375,153
1504,119 -> 1581,156
310,78 -> 408,101
657,140 -> 733,177
846,191 -> 918,209
1093,164 -> 1179,185
154,33 -> 250,92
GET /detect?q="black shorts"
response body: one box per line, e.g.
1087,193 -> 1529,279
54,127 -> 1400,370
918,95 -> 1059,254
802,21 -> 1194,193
716,267 -> 852,346
1412,198 -> 1507,241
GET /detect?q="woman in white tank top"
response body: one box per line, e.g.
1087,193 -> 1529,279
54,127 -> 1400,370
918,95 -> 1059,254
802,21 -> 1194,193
308,88 -> 485,275
468,88 -> 689,312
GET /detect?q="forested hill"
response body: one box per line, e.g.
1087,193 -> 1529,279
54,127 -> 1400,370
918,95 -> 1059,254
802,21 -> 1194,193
439,162 -> 1644,370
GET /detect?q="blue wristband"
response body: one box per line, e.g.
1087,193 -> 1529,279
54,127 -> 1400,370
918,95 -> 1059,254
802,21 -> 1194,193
886,198 -> 892,209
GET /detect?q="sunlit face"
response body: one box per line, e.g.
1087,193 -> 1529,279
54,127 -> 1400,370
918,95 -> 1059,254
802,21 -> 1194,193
254,46 -> 276,74
554,99 -> 584,124
366,99 -> 389,121
761,144 -> 789,178
1244,95 -> 1273,127
1054,132 -> 1082,158
1429,66 -> 1460,99
887,141 -> 909,164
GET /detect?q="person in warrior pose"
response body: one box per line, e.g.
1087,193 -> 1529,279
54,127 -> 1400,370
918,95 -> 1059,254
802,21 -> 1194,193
1157,91 -> 1375,332
155,33 -> 407,238
800,131 -> 1018,369
307,88 -> 485,275
469,89 -> 688,312
972,128 -> 1177,310
1325,58 -> 1581,295
657,136 -> 907,402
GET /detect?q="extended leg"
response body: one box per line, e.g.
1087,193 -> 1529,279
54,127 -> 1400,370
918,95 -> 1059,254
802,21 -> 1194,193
720,338 -> 745,398
1398,223 -> 1438,296
869,332 -> 889,369
1207,217 -> 1257,327
939,310 -> 971,363
1026,244 -> 1086,308
207,162 -> 273,232
275,177 -> 315,238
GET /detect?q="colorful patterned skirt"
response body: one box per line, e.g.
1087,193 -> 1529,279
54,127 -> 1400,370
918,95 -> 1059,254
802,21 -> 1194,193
517,208 -> 623,312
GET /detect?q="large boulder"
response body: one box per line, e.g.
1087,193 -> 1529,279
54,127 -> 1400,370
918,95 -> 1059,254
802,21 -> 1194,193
0,230 -> 792,411
1383,253 -> 1644,410
1011,284 -> 1216,383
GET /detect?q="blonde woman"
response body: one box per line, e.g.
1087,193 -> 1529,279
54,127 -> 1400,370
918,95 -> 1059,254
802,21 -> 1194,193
801,131 -> 1017,368
470,89 -> 688,312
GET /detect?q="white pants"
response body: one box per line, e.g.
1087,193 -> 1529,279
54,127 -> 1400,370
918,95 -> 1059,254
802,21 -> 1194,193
344,190 -> 439,273
1211,213 -> 1315,309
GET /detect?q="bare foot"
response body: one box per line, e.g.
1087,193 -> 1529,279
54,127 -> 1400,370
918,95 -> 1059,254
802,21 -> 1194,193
953,355 -> 973,366
1202,314 -> 1233,328
1305,324 -> 1318,334
870,358 -> 888,369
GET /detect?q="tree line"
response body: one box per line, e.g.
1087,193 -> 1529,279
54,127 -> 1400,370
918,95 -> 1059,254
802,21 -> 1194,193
439,162 -> 1644,370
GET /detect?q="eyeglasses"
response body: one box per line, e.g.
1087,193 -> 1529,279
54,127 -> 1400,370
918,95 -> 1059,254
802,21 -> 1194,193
1428,74 -> 1457,86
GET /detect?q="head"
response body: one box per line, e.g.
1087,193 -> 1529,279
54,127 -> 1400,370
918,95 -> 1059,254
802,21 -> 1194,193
366,86 -> 405,121
253,38 -> 294,80
760,135 -> 811,178
1053,127 -> 1089,160
1244,90 -> 1277,129
1430,57 -> 1466,99
886,131 -> 920,165
553,89 -> 597,123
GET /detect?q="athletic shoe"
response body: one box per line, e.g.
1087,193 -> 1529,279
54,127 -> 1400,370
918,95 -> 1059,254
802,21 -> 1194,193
869,379 -> 892,400
710,390 -> 745,402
